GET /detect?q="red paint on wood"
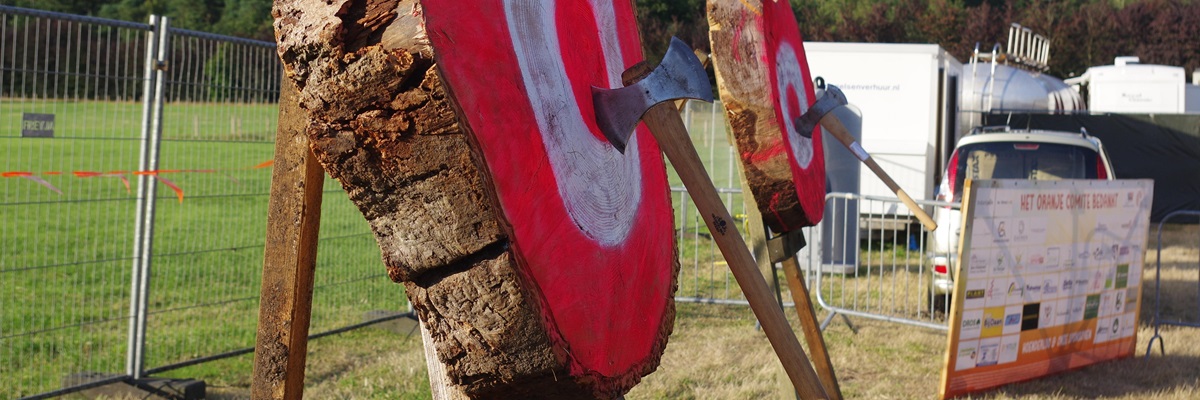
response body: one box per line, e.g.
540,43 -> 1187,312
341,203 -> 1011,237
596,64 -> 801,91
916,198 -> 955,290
762,0 -> 825,227
423,0 -> 675,387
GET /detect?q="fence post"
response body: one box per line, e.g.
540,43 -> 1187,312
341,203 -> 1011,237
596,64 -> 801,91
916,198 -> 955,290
126,14 -> 169,380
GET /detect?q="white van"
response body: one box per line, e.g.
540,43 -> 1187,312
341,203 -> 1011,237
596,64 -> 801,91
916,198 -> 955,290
928,126 -> 1115,311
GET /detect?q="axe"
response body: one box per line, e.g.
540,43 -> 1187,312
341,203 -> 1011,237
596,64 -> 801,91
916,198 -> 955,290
593,37 -> 830,400
794,84 -> 938,231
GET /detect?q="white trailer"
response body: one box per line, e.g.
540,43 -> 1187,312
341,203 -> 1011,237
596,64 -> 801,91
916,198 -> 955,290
804,42 -> 963,215
1066,56 -> 1189,114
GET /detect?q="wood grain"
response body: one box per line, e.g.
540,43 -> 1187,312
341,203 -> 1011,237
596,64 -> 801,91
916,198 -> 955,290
251,75 -> 322,400
707,0 -> 826,233
272,0 -> 675,398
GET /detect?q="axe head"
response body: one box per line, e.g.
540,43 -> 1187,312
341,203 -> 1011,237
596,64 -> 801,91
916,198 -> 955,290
793,84 -> 847,138
591,37 -> 713,153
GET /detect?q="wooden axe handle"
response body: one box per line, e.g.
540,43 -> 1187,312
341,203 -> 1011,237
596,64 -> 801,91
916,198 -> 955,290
641,102 -> 830,399
818,114 -> 938,231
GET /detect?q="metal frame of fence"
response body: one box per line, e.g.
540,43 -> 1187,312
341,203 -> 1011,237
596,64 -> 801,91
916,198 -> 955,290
1,7 -> 402,399
808,193 -> 958,331
1145,210 -> 1200,358
673,100 -> 959,334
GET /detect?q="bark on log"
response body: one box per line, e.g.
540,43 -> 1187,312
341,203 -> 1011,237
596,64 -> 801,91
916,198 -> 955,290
271,1 -> 676,398
707,0 -> 826,232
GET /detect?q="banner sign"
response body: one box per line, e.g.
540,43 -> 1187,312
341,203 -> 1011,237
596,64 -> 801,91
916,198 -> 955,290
21,113 -> 55,137
940,179 -> 1154,398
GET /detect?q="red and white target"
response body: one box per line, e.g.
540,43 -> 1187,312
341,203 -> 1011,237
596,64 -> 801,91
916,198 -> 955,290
709,0 -> 826,231
424,0 -> 675,386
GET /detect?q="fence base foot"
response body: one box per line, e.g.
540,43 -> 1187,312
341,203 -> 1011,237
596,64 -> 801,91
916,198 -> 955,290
1145,332 -> 1166,360
819,312 -> 858,334
364,310 -> 421,336
62,372 -> 205,400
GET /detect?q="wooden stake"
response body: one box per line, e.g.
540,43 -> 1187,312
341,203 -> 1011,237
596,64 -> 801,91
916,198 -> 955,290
780,256 -> 843,400
251,77 -> 323,400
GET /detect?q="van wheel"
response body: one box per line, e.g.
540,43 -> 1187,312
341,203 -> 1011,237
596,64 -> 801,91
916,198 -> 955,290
929,291 -> 950,315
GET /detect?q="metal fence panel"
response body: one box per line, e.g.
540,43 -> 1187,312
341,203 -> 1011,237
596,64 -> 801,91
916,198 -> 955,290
673,99 -> 961,333
1145,210 -> 1200,358
1,8 -> 407,397
0,7 -> 153,397
806,193 -> 959,331
140,24 -> 403,376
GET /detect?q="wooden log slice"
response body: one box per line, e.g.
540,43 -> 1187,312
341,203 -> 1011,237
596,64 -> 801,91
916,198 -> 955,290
707,0 -> 826,231
272,0 -> 677,398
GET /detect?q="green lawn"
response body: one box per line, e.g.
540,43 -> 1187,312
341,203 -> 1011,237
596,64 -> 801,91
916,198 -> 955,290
1,98 -> 746,397
0,99 -> 402,397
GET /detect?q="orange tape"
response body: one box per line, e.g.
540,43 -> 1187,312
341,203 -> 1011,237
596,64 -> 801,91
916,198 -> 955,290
2,159 -> 274,200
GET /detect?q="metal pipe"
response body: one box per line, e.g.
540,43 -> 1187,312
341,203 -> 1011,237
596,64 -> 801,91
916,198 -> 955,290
126,14 -> 159,380
0,4 -> 151,30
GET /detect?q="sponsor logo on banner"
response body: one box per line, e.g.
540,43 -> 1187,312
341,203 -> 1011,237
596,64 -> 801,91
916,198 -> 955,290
1115,264 -> 1129,289
1084,294 -> 1101,319
1025,282 -> 1043,298
1008,282 -> 1022,296
992,254 -> 1008,275
1068,297 -> 1086,323
1042,278 -> 1059,297
1075,277 -> 1091,294
1028,252 -> 1045,268
1038,302 -> 1057,329
1046,247 -> 1061,268
982,307 -> 1006,338
1021,303 -> 1041,331
977,339 -> 1000,367
956,341 -> 979,371
1004,305 -> 1024,335
962,309 -> 984,339
999,335 -> 1021,364
969,250 -> 990,277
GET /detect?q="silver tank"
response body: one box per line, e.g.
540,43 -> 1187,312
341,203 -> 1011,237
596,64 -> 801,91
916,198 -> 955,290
959,63 -> 1083,138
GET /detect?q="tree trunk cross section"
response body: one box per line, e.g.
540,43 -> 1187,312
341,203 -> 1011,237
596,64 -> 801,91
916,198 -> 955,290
707,0 -> 827,233
270,1 -> 677,398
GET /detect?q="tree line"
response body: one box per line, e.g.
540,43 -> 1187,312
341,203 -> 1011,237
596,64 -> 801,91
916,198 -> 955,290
639,0 -> 1200,80
3,0 -> 1197,80
0,0 -> 273,41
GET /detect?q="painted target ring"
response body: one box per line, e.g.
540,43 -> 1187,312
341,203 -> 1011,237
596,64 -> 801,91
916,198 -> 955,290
423,0 -> 676,388
709,0 -> 826,231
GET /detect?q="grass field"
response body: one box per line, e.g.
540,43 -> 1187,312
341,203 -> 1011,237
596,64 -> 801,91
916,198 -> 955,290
0,99 -> 402,397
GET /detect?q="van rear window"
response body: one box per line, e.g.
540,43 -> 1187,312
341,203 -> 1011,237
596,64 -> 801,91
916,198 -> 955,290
952,142 -> 1100,201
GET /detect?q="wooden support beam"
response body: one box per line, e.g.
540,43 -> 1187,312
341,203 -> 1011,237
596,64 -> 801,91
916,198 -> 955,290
251,76 -> 324,400
780,255 -> 843,400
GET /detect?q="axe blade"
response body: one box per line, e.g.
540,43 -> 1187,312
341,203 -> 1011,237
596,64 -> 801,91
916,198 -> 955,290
793,84 -> 848,138
592,37 -> 713,153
